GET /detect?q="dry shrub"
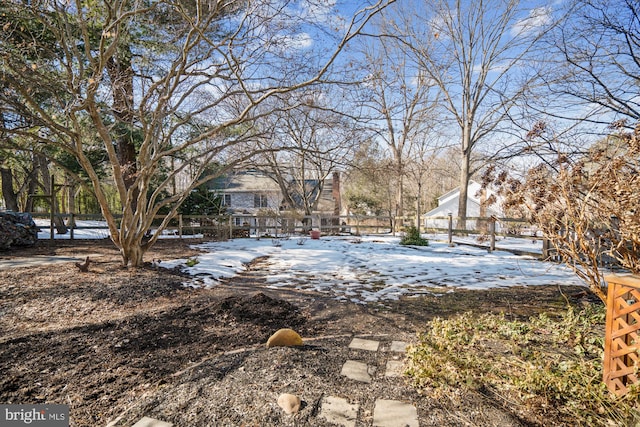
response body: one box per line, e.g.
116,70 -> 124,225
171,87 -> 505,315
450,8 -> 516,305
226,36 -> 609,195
483,122 -> 640,303
405,306 -> 640,426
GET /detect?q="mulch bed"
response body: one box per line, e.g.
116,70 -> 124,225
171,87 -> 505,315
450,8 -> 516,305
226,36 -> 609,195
0,239 -> 593,426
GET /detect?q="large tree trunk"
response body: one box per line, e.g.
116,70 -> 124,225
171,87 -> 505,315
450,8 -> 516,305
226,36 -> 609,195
396,166 -> 404,225
107,44 -> 138,212
107,44 -> 144,266
121,240 -> 146,268
415,180 -> 422,230
23,165 -> 37,212
37,155 -> 68,234
66,175 -> 77,229
0,167 -> 19,211
457,125 -> 472,230
458,157 -> 470,231
1,113 -> 20,211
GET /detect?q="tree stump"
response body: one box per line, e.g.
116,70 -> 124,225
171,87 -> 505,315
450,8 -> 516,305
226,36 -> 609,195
74,256 -> 91,272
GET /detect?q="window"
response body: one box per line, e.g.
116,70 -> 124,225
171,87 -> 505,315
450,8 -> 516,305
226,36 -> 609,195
222,194 -> 231,206
254,194 -> 268,208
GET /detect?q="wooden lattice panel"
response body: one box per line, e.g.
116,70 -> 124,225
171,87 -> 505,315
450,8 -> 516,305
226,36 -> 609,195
604,275 -> 640,396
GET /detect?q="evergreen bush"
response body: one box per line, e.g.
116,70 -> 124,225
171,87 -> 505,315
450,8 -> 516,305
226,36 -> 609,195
400,226 -> 429,246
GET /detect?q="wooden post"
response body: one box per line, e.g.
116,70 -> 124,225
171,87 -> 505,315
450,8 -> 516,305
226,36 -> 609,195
49,175 -> 55,241
69,213 -> 75,240
542,238 -> 556,260
178,214 -> 183,238
447,213 -> 453,247
489,216 -> 496,252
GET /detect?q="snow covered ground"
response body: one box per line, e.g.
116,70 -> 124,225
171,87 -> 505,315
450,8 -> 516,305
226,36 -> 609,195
34,220 -> 584,304
162,235 -> 584,304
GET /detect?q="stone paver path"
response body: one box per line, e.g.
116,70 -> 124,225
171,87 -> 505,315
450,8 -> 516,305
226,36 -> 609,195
373,400 -> 419,427
130,336 -> 417,426
340,359 -> 373,383
348,337 -> 380,352
319,396 -> 360,427
131,417 -> 173,427
319,337 -> 420,427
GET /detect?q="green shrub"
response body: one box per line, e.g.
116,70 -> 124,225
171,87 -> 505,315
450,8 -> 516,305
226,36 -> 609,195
400,226 -> 429,246
185,257 -> 199,267
404,305 -> 640,426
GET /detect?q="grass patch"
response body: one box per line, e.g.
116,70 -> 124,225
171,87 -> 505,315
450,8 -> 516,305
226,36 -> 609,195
405,305 -> 640,426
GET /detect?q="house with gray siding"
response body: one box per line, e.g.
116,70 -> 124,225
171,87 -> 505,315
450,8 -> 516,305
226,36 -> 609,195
208,169 -> 342,233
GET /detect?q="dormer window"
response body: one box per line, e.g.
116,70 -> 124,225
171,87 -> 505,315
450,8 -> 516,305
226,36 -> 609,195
254,194 -> 268,208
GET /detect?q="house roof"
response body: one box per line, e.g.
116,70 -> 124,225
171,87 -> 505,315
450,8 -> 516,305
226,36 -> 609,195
424,180 -> 503,217
436,181 -> 482,204
208,169 -> 280,193
207,168 -> 340,214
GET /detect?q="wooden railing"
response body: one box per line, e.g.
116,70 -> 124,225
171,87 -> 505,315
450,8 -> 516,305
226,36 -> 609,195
30,212 -> 543,246
29,213 -> 395,240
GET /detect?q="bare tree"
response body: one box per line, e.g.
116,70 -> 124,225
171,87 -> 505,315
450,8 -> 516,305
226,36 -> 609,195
343,140 -> 395,220
356,34 -> 440,226
403,139 -> 443,229
0,0 -> 390,266
251,88 -> 365,227
536,0 -> 640,127
385,0 -> 556,228
486,121 -> 640,303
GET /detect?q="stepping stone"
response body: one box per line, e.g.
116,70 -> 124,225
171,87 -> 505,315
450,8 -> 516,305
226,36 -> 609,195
340,360 -> 372,383
131,417 -> 173,427
348,337 -> 380,351
385,360 -> 404,377
389,340 -> 408,353
319,396 -> 359,427
373,400 -> 418,427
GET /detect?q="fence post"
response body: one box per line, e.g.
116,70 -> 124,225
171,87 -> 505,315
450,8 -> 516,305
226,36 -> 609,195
542,239 -> 551,259
50,175 -> 55,241
448,213 -> 453,246
489,216 -> 496,252
69,213 -> 75,240
178,214 -> 183,238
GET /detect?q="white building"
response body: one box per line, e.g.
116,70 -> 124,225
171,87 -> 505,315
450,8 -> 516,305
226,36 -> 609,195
423,181 -> 503,230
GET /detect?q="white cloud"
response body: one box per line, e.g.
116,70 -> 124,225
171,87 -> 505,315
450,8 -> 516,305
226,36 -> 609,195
472,60 -> 513,74
511,6 -> 552,36
271,32 -> 314,51
301,0 -> 338,24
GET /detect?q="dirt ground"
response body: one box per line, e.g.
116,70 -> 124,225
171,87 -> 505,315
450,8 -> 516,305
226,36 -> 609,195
0,239 -> 597,426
